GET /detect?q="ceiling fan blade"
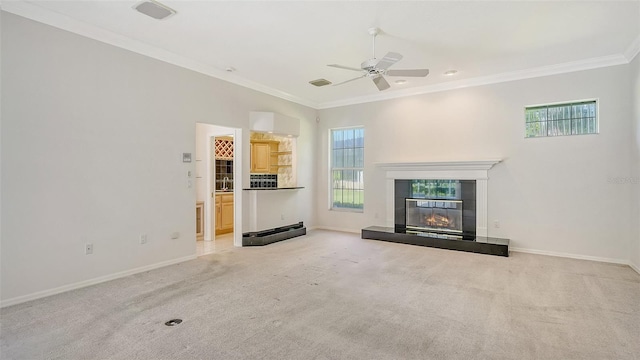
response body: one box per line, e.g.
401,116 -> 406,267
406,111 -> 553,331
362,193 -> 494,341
372,75 -> 390,91
386,69 -> 430,77
375,52 -> 403,70
327,64 -> 363,72
333,75 -> 366,86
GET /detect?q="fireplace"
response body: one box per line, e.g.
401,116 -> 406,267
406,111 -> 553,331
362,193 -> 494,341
361,160 -> 509,257
406,199 -> 463,234
395,179 -> 476,239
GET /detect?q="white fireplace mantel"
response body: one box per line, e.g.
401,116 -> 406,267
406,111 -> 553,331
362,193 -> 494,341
376,160 -> 502,172
377,160 -> 502,237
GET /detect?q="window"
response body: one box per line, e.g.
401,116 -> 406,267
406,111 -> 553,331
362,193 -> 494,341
330,127 -> 364,210
525,100 -> 597,138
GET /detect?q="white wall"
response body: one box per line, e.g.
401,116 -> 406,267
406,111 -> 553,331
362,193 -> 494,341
246,190 -> 306,232
0,9 -> 3,302
0,12 -> 317,304
317,65 -> 633,262
631,53 -> 640,271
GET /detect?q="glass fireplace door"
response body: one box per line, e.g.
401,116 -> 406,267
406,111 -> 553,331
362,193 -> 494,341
406,199 -> 463,233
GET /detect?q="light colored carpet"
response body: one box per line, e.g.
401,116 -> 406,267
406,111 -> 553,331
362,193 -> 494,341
1,230 -> 639,360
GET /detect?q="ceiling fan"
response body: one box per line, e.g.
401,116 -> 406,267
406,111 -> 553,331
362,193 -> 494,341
328,28 -> 429,91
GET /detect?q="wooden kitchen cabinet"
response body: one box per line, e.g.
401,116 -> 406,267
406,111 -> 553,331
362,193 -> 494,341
220,195 -> 234,230
251,142 -> 271,173
215,199 -> 222,232
215,193 -> 234,235
196,201 -> 204,240
250,140 -> 279,174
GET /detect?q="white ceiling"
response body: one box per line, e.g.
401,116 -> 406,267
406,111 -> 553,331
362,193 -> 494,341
4,0 -> 640,108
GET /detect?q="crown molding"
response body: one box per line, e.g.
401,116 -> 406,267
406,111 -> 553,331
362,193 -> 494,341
624,33 -> 640,62
1,1 -> 635,111
0,1 -> 320,109
317,54 -> 628,109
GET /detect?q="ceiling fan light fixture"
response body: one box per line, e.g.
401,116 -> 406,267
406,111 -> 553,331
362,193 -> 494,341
325,28 -> 429,92
133,0 -> 176,20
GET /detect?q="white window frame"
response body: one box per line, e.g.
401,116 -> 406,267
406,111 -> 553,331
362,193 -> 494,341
329,126 -> 364,212
524,98 -> 599,138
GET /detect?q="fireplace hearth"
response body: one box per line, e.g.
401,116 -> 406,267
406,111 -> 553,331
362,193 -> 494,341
362,226 -> 509,256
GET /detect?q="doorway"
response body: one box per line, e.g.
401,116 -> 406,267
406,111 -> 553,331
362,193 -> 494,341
195,123 -> 243,256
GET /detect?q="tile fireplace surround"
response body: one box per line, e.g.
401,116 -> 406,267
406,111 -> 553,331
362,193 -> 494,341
377,160 -> 502,237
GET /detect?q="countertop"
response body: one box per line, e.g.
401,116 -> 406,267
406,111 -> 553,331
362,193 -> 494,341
243,187 -> 304,191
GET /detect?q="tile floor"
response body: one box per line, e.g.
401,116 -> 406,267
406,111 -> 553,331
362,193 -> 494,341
196,233 -> 235,256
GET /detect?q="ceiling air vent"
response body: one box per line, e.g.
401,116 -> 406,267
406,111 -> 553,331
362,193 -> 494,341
134,0 -> 176,20
309,79 -> 332,87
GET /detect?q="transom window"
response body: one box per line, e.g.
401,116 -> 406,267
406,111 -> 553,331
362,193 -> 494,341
525,100 -> 597,138
330,127 -> 364,211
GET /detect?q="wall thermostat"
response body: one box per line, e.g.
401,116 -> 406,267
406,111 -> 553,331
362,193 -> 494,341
182,153 -> 192,163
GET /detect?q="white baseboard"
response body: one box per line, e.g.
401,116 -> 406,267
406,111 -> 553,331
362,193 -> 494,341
1,254 -> 198,308
510,247 -> 629,265
313,226 -> 360,234
629,261 -> 640,275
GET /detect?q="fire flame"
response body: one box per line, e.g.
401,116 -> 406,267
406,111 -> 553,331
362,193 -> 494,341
425,214 -> 453,228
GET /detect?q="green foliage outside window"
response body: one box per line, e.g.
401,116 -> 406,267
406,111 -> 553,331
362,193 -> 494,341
525,100 -> 597,138
411,180 -> 458,199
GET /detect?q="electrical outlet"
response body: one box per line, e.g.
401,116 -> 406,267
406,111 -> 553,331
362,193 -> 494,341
140,234 -> 148,245
171,232 -> 180,240
494,221 -> 501,229
85,243 -> 93,255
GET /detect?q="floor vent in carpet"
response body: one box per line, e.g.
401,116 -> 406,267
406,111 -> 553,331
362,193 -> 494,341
165,319 -> 182,326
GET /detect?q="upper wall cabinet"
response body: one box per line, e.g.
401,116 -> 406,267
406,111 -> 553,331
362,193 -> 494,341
250,140 -> 278,174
